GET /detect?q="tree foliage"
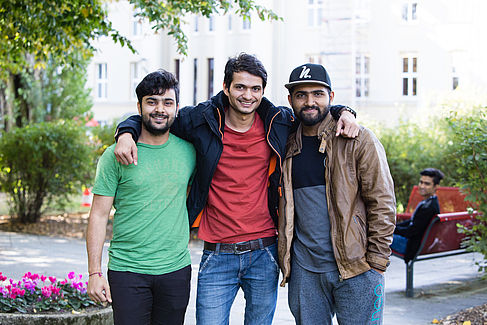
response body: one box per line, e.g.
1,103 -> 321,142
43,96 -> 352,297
0,0 -> 131,77
0,121 -> 94,223
0,0 -> 279,131
129,0 -> 280,55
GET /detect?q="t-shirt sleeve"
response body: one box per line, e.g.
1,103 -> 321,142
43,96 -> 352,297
92,147 -> 120,197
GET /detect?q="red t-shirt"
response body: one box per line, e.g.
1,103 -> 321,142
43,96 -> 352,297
198,113 -> 277,243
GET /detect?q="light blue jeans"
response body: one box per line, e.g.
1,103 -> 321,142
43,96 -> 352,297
289,259 -> 385,325
196,242 -> 279,325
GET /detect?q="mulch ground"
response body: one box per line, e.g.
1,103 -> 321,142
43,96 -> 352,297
0,213 -> 485,323
0,213 -> 113,240
438,303 -> 487,324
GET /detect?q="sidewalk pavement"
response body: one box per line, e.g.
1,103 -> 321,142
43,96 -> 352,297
1,231 -> 486,324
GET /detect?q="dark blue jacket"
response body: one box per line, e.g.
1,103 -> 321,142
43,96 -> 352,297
116,90 -> 345,228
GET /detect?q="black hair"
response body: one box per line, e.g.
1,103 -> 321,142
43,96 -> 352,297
420,168 -> 445,185
136,69 -> 179,105
223,53 -> 267,90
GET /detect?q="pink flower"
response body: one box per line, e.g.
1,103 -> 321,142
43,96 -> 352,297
67,272 -> 75,280
60,279 -> 67,285
0,272 -> 7,282
23,272 -> 32,279
40,275 -> 47,282
41,286 -> 52,298
7,287 -> 25,299
49,276 -> 57,284
52,286 -> 61,295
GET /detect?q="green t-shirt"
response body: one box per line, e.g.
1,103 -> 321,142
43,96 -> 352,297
93,135 -> 196,275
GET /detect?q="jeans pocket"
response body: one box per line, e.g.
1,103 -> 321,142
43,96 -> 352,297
264,245 -> 280,270
369,268 -> 384,277
198,250 -> 215,274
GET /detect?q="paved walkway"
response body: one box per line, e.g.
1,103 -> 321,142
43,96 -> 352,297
1,231 -> 486,324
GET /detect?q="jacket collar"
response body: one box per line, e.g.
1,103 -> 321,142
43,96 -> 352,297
285,112 -> 336,159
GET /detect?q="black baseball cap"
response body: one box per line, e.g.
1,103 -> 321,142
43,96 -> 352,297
285,64 -> 332,90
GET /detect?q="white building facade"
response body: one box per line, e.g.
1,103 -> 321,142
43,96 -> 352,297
87,0 -> 487,124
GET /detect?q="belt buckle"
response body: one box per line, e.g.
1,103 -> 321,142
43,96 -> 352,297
233,241 -> 251,254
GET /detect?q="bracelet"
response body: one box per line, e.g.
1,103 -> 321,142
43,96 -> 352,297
89,272 -> 103,277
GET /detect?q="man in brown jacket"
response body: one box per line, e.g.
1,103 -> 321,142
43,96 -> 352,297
278,63 -> 396,325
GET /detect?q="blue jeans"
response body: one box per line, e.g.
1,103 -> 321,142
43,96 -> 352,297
390,234 -> 408,254
289,259 -> 385,325
196,242 -> 279,325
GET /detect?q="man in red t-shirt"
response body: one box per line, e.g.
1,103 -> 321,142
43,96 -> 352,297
113,53 -> 359,324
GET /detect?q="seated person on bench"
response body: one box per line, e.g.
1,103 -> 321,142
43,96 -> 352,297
391,168 -> 445,262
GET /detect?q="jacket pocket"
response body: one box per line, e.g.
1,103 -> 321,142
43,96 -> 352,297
345,214 -> 367,259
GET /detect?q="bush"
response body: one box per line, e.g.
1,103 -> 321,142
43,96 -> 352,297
377,122 -> 440,210
446,108 -> 487,271
89,121 -> 117,158
0,121 -> 94,223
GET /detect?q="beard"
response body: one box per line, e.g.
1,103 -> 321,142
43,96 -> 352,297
296,104 -> 330,126
142,113 -> 174,135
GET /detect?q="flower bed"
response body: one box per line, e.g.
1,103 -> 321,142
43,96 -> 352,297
0,271 -> 112,324
0,271 -> 98,313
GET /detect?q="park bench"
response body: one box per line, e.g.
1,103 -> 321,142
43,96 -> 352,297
391,186 -> 480,297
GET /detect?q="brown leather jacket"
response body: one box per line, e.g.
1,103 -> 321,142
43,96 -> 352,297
278,114 -> 396,286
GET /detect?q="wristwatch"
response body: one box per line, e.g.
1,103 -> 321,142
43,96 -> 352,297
341,106 -> 357,118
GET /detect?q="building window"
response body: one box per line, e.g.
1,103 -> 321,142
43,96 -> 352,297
208,58 -> 214,99
96,63 -> 108,99
402,2 -> 417,21
194,16 -> 199,32
193,58 -> 198,105
355,55 -> 370,97
209,15 -> 214,31
307,54 -> 324,64
175,59 -> 180,83
402,57 -> 417,96
132,8 -> 142,36
242,17 -> 251,30
130,62 -> 142,99
228,15 -> 232,31
308,0 -> 324,27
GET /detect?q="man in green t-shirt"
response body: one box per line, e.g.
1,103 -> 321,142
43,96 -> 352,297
86,70 -> 196,325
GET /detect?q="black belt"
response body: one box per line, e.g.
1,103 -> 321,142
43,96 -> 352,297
204,236 -> 277,254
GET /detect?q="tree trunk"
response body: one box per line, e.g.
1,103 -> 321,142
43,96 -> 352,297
4,74 -> 15,132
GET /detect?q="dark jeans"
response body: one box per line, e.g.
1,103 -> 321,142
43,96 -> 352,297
108,265 -> 191,325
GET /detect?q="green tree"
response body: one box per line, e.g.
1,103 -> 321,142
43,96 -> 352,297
0,121 -> 94,223
0,0 -> 131,130
0,0 -> 279,131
